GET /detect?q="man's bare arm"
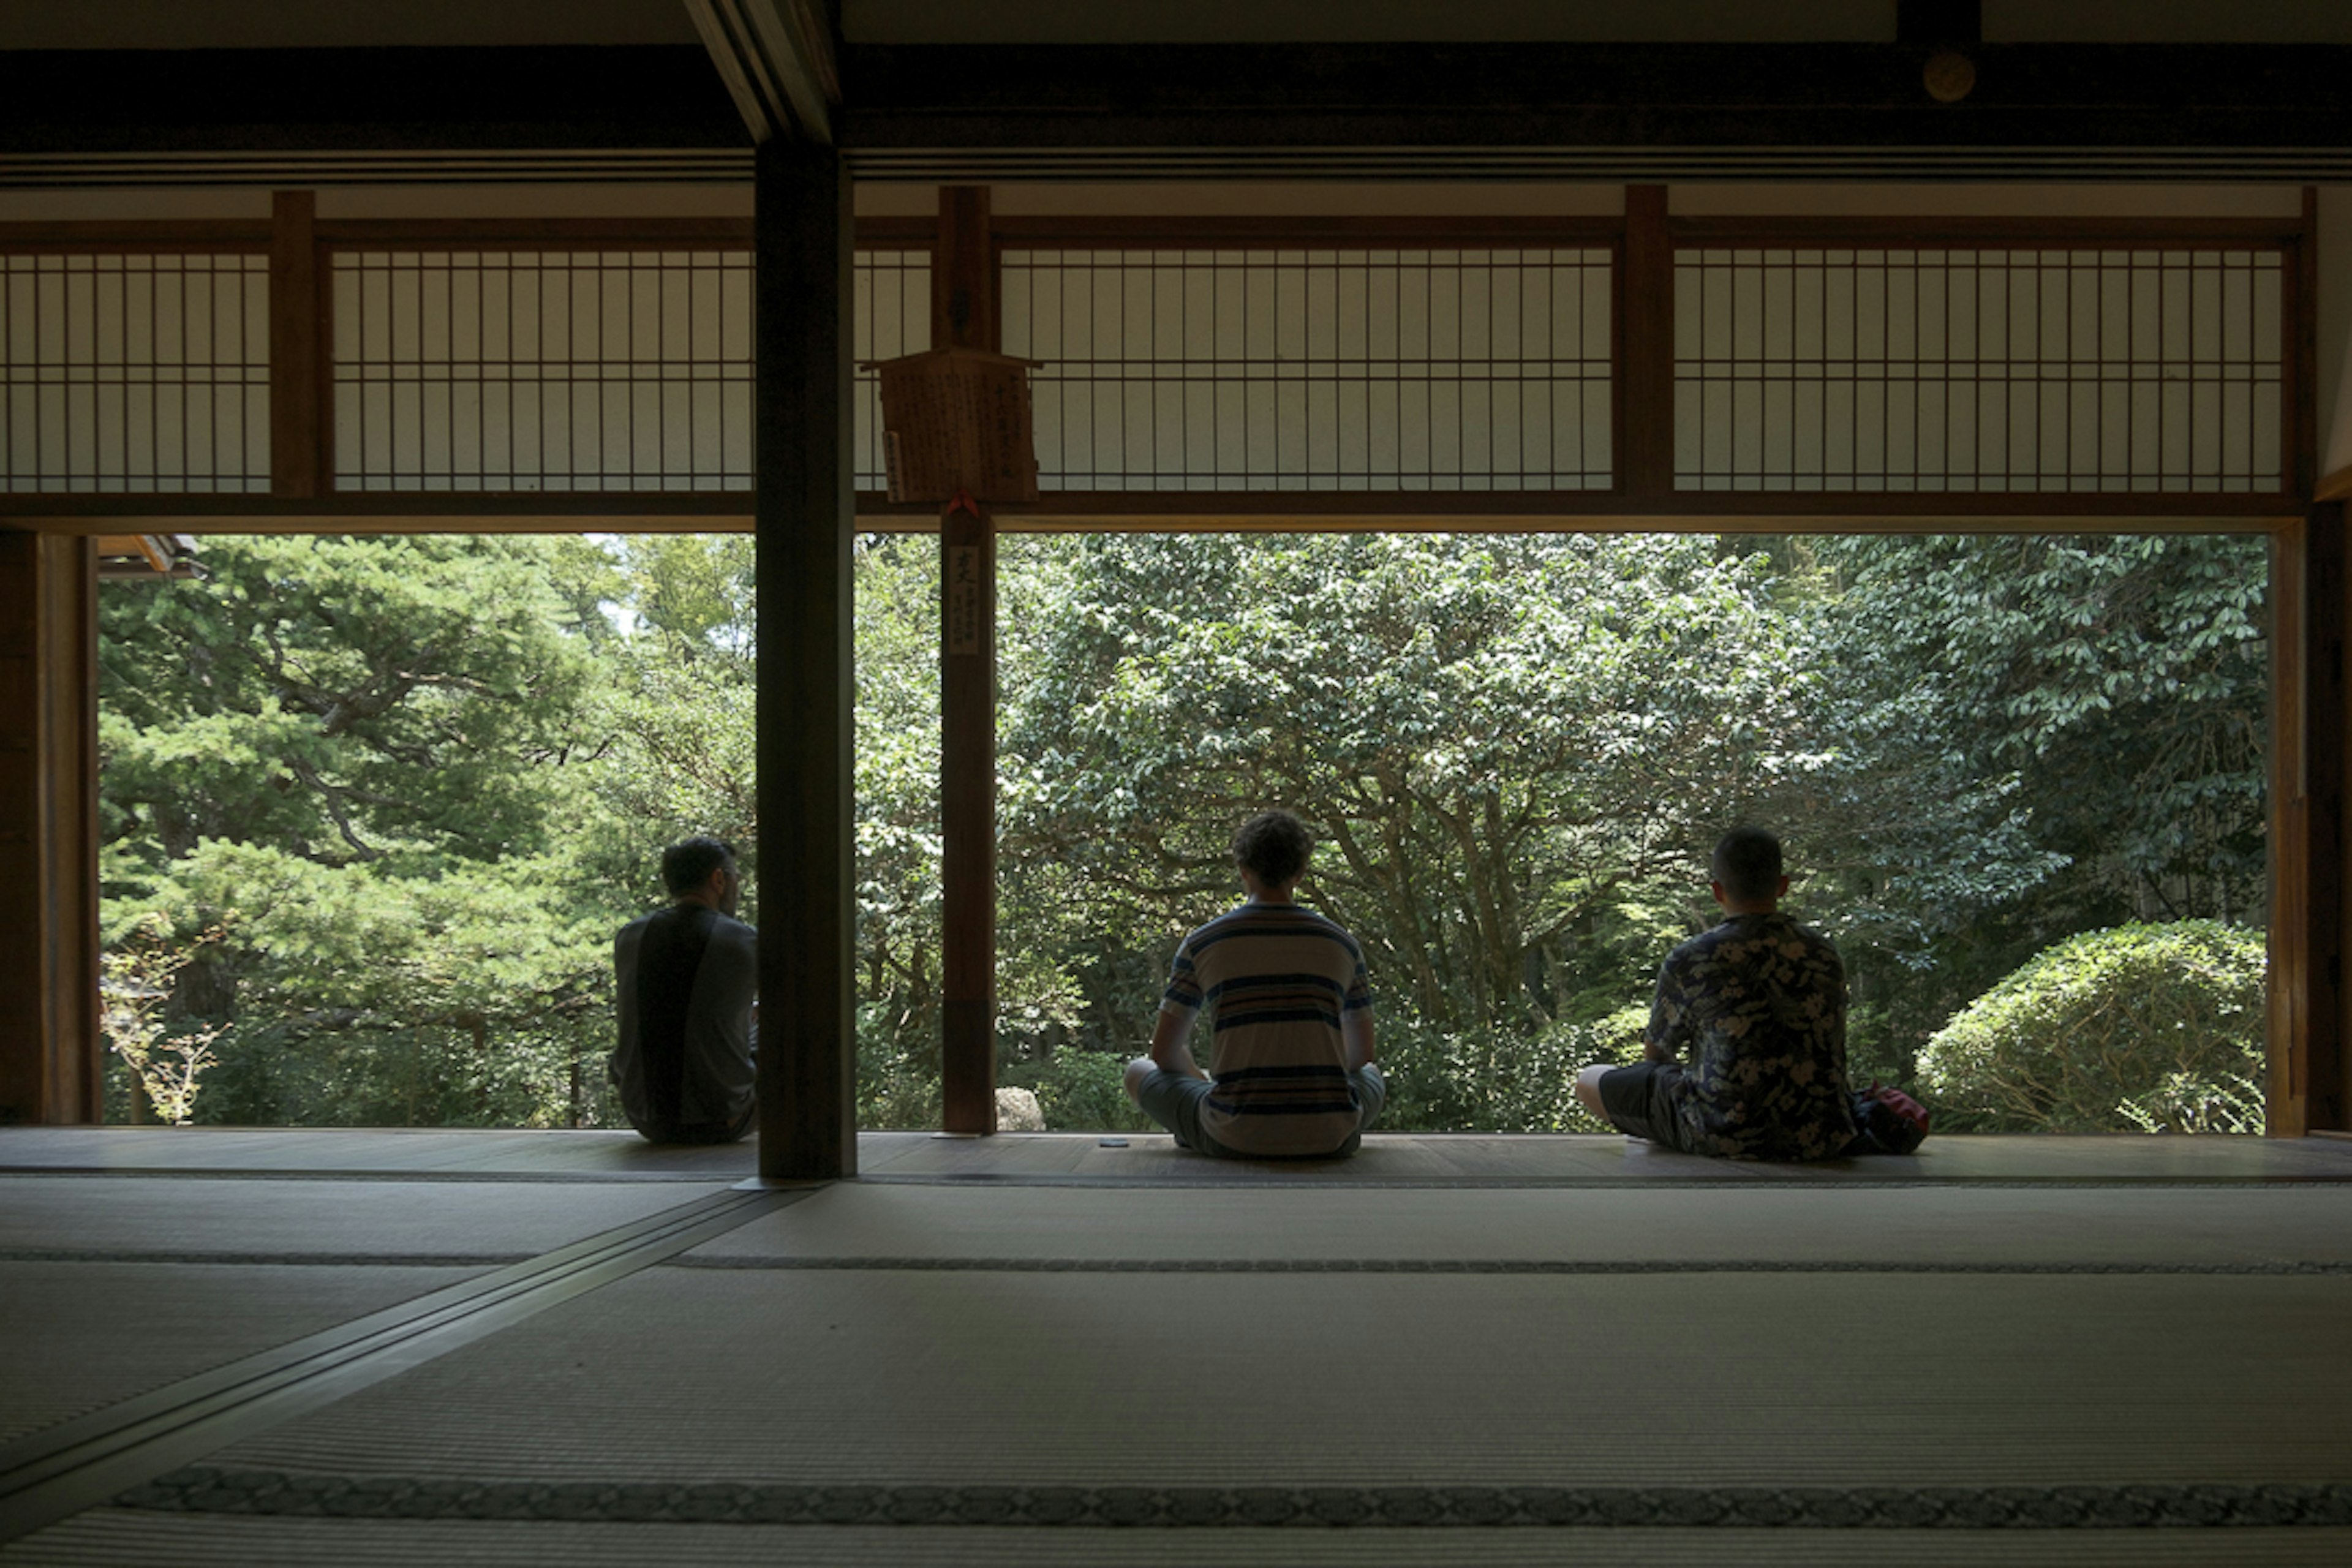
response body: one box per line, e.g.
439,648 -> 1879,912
1343,1007 -> 1376,1072
1147,1007 -> 1208,1080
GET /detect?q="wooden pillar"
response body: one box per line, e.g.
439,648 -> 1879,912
1618,185 -> 1673,500
937,186 -> 998,1135
2294,501 -> 2350,1136
0,533 -> 100,1125
2274,193 -> 2345,1136
269,189 -> 325,499
753,140 -> 857,1179
2271,508 -> 2346,1138
2316,503 -> 2350,1134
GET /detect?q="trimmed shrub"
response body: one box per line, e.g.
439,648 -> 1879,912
1917,921 -> 2265,1134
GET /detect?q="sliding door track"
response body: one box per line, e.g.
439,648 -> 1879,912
0,1183 -> 805,1543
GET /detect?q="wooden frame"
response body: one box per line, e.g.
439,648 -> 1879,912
0,533 -> 99,1126
0,194 -> 2333,1145
0,204 -> 2309,526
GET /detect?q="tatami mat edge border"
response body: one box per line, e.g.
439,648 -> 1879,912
115,1469 -> 2352,1530
658,1255 -> 2352,1275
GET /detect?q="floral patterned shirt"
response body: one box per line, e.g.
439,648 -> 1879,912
1646,911 -> 1858,1161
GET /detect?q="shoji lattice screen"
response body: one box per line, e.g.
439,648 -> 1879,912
333,250 -> 755,492
1,254 -> 270,494
854,247 -> 931,492
1001,247 -> 1615,492
1674,247 -> 2286,494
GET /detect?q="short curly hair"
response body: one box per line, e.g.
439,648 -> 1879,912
1232,809 -> 1313,887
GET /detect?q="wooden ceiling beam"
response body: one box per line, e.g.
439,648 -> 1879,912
684,0 -> 840,145
836,41 -> 2352,154
0,47 -> 745,153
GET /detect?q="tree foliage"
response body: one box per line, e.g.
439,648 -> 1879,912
96,527 -> 2271,1134
998,533 -> 1819,1047
1793,534 -> 2269,1086
1916,922 -> 2266,1134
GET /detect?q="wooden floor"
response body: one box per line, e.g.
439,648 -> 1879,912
4,1125 -> 2351,1184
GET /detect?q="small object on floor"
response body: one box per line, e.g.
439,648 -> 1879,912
1098,1137 -> 1129,1148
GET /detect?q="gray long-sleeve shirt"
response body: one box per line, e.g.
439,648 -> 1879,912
611,905 -> 758,1128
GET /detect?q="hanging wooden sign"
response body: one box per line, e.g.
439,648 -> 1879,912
867,346 -> 1042,505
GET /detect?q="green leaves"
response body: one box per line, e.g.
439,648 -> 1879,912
100,522 -> 2272,1135
1917,921 -> 2266,1133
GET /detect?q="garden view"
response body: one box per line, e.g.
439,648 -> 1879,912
97,529 -> 2270,1137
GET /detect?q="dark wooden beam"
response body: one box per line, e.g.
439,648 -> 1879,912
2275,507 -> 2348,1136
0,533 -> 99,1126
2294,189 -> 2321,503
0,47 -> 746,153
268,191 -> 323,500
1896,1 -> 1981,48
0,489 -> 2304,534
937,187 -> 998,1137
1618,186 -> 1671,502
836,42 -> 2352,154
2309,503 -> 2349,1134
9,42 -> 2351,160
753,140 -> 856,1180
933,187 -> 994,356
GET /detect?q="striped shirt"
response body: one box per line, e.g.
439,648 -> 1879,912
1162,901 -> 1372,1156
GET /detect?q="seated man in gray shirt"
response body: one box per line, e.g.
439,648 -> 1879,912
611,836 -> 758,1145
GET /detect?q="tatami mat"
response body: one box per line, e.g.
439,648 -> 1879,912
9,1127 -> 2352,1185
856,1131 -> 2352,1185
6,1141 -> 2351,1562
0,1263 -> 481,1447
9,1516 -> 2350,1568
685,1182 -> 2352,1268
0,1128 -> 752,1180
0,1178 -> 736,1262
185,1265 -> 2352,1489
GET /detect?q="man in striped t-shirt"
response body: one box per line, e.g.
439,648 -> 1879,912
1123,810 -> 1385,1159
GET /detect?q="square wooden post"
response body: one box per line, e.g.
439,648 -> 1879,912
269,189 -> 325,499
2314,503 -> 2349,1133
755,140 -> 858,1179
0,533 -> 100,1125
2270,508 -> 2346,1138
937,186 -> 998,1135
1618,185 -> 1674,500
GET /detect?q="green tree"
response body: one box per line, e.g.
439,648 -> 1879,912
1917,921 -> 2266,1133
1796,534 -> 2267,1082
994,533 -> 1820,1073
101,534 -> 627,1126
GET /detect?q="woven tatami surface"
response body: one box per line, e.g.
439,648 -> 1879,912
0,1179 -> 734,1447
687,1180 -> 2352,1266
9,1127 -> 2352,1183
6,1142 -> 2351,1564
0,1262 -> 481,1448
0,1177 -> 735,1261
178,1262 -> 2352,1490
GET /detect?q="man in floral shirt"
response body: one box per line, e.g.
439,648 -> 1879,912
1574,826 -> 1858,1160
